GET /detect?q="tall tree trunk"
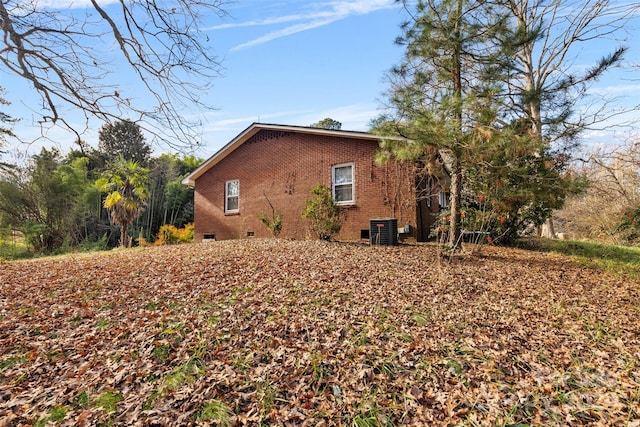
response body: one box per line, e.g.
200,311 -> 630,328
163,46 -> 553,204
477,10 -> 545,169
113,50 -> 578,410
449,156 -> 463,246
519,12 -> 557,240
449,0 -> 464,248
120,223 -> 128,248
541,218 -> 556,239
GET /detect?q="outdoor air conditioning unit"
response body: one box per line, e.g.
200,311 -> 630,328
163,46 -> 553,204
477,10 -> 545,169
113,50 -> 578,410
369,218 -> 398,246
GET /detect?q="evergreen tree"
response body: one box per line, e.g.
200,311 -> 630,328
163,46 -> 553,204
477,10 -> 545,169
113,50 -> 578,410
310,118 -> 342,130
380,0 -> 634,245
380,0 -> 510,247
98,120 -> 152,166
462,126 -> 572,243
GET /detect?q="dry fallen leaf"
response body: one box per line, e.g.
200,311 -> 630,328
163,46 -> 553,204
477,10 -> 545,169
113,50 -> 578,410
0,239 -> 638,425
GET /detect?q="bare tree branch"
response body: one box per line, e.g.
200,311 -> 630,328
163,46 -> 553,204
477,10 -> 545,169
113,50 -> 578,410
0,0 -> 229,151
506,0 -> 640,148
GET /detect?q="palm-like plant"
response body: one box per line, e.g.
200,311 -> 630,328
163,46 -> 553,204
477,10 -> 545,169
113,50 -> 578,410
96,157 -> 150,247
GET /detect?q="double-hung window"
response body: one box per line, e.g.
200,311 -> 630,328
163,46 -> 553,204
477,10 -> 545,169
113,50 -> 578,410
438,191 -> 450,211
332,163 -> 354,205
225,180 -> 239,213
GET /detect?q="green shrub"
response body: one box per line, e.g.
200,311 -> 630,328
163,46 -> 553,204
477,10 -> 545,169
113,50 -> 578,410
22,222 -> 48,251
78,234 -> 109,252
301,184 -> 342,240
0,240 -> 31,260
258,210 -> 283,237
613,205 -> 640,246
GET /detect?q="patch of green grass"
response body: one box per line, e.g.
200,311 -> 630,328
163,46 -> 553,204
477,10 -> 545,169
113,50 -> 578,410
524,238 -> 640,279
583,318 -> 618,347
34,405 -> 68,427
445,358 -> 463,376
0,354 -> 27,370
190,336 -> 208,360
101,302 -> 115,311
350,408 -> 394,427
153,343 -> 170,362
164,359 -> 205,391
145,301 -> 158,311
166,299 -> 184,311
142,389 -> 162,411
96,319 -> 110,330
196,399 -> 233,425
231,351 -> 253,373
11,373 -> 27,385
411,312 -> 431,326
256,378 -> 278,416
349,323 -> 370,346
93,390 -> 123,412
49,406 -> 67,421
224,286 -> 252,306
74,391 -> 90,409
307,350 -> 333,386
70,314 -> 83,326
143,356 -> 208,411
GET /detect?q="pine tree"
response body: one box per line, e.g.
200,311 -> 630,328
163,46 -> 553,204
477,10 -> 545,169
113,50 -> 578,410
382,0 -> 510,248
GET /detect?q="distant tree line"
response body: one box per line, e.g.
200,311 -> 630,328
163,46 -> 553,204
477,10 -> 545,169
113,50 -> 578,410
0,119 -> 200,254
557,138 -> 640,245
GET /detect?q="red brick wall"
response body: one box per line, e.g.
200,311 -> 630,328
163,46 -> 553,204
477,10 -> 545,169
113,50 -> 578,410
193,130 -> 417,241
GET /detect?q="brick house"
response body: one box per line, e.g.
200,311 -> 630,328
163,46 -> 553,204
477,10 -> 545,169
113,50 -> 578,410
182,123 -> 449,242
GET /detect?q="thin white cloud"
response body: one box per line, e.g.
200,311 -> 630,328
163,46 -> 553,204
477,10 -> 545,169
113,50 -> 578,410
199,103 -> 380,156
212,0 -> 398,51
331,0 -> 398,15
590,83 -> 640,97
205,104 -> 377,136
297,103 -> 380,131
231,18 -> 338,51
207,13 -> 329,31
203,109 -> 314,133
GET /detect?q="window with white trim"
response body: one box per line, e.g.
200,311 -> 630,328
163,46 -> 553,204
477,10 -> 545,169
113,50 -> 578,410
439,191 -> 450,211
225,180 -> 239,213
332,163 -> 354,204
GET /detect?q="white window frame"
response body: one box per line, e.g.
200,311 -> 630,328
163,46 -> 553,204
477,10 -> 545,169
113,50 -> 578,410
425,178 -> 433,208
332,163 -> 355,205
439,191 -> 450,211
225,180 -> 239,213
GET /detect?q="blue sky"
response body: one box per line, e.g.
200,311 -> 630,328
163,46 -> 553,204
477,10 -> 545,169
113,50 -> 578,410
198,0 -> 406,156
2,0 -> 407,160
2,0 -> 639,161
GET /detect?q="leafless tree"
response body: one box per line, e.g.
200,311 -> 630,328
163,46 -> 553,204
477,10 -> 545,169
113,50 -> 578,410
504,0 -> 640,238
0,87 -> 17,171
558,136 -> 640,241
586,143 -> 640,205
0,0 -> 228,150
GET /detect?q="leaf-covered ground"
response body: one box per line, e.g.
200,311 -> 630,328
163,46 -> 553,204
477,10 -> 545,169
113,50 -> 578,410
1,239 -> 639,426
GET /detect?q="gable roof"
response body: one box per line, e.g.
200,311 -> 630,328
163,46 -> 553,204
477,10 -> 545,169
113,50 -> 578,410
182,122 -> 389,187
